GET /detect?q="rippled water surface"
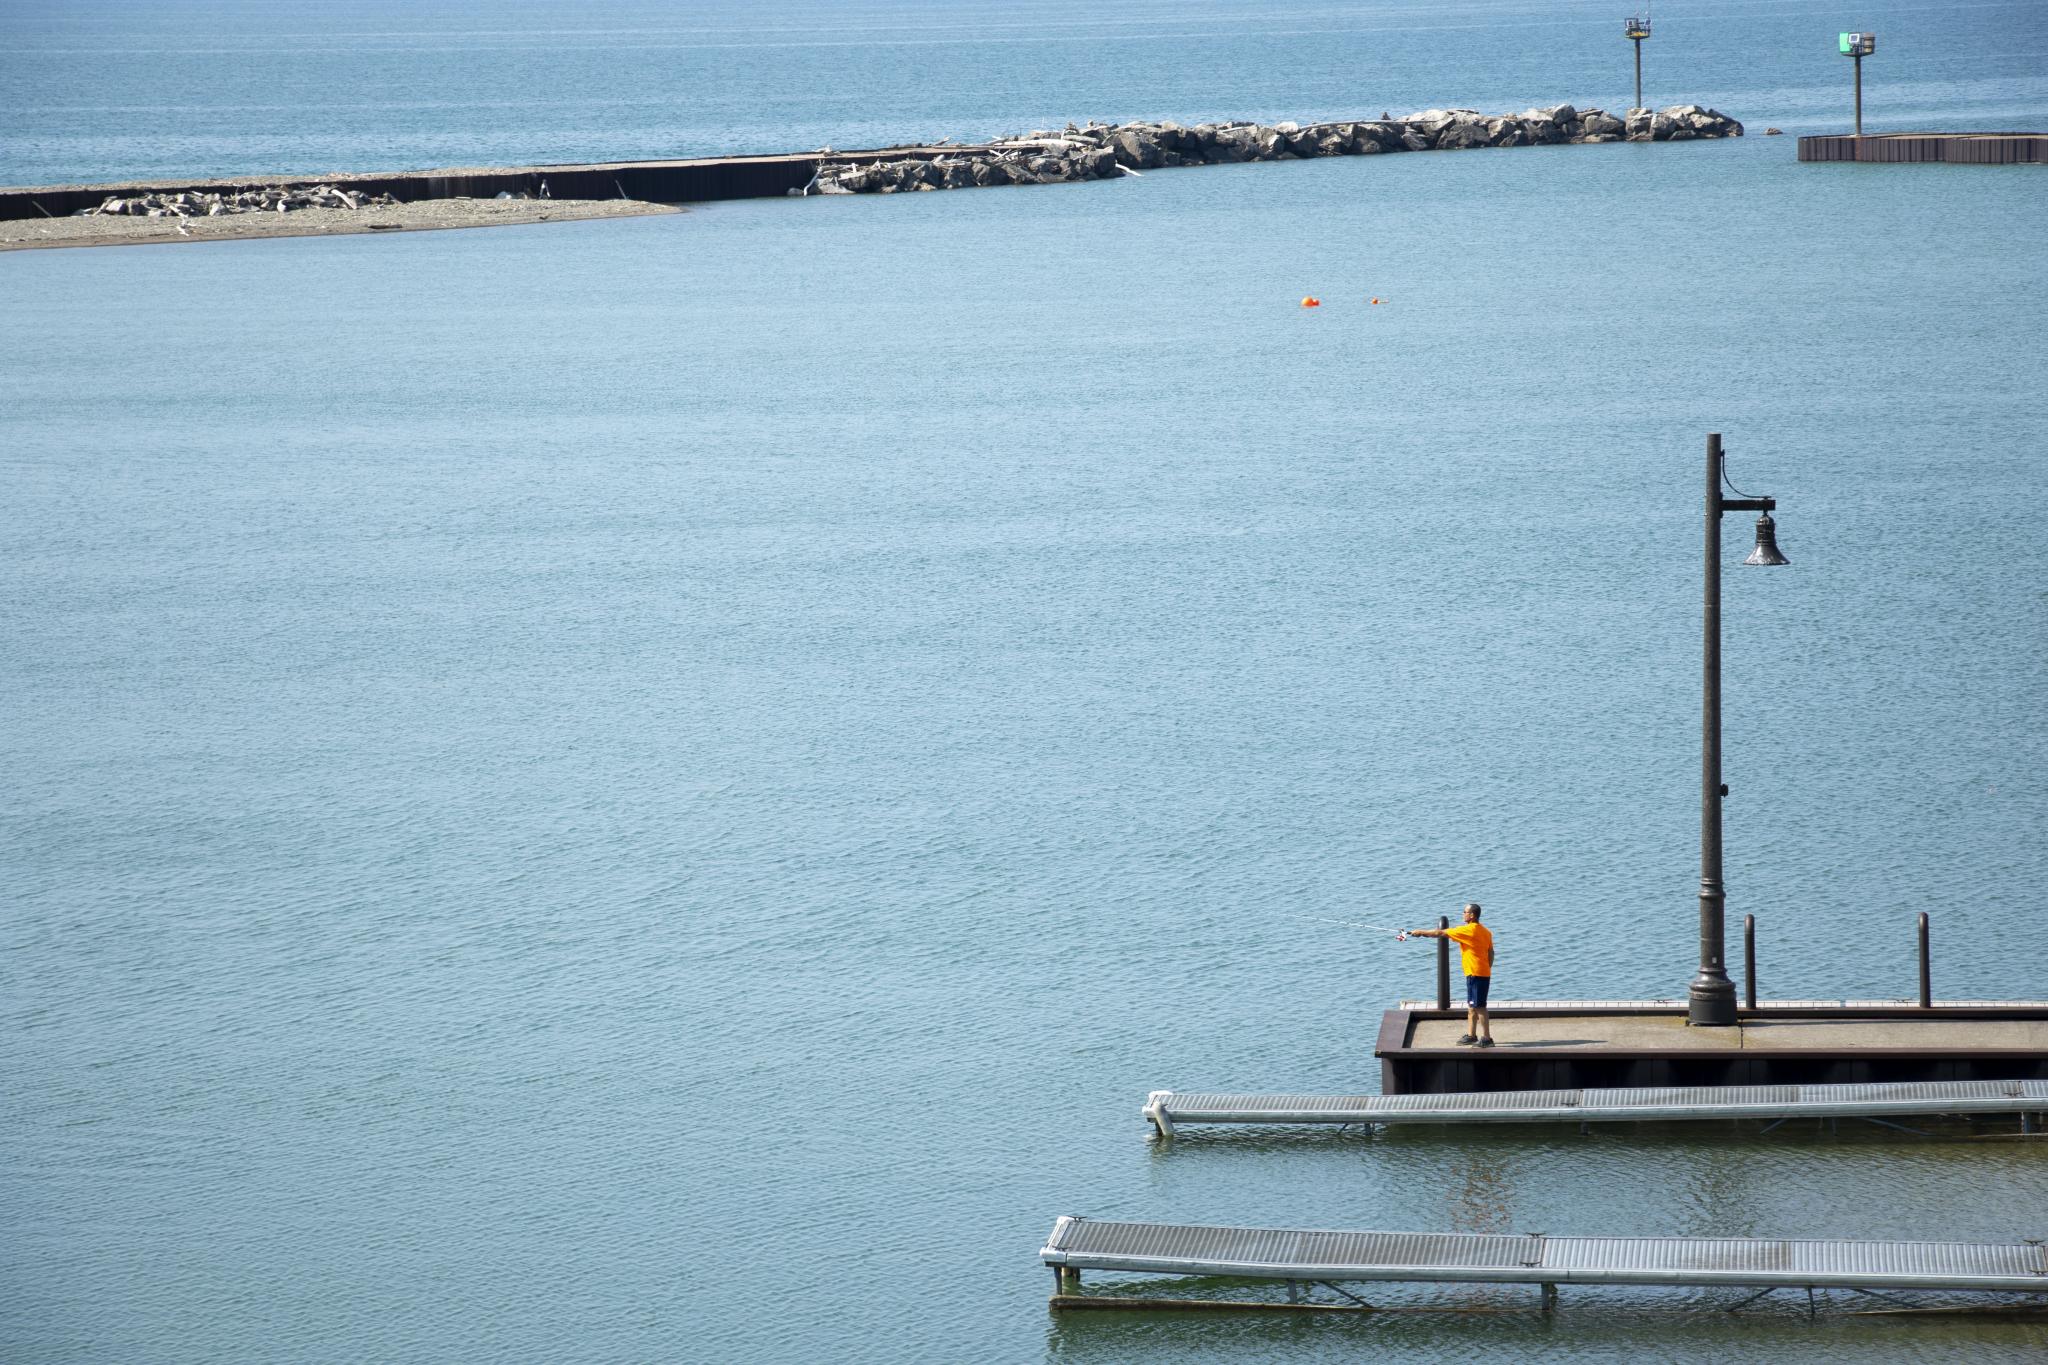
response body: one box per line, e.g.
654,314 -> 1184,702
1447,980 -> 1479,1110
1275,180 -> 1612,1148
5,3 -> 2048,1362
5,0 -> 2048,183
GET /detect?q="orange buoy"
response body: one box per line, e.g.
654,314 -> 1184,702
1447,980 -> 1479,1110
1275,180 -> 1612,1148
1301,296 -> 1320,307
1370,297 -> 1382,305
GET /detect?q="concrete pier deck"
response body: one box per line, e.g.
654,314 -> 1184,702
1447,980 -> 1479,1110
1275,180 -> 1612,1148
1377,1002 -> 2048,1093
1409,1013 -> 2048,1052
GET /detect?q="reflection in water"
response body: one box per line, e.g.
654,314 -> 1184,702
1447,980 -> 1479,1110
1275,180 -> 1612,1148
1442,1143 -> 1517,1238
1046,1295 -> 2048,1361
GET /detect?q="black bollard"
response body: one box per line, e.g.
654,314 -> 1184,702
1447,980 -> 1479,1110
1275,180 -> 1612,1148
1744,914 -> 1756,1011
1918,912 -> 1932,1009
1436,915 -> 1451,1011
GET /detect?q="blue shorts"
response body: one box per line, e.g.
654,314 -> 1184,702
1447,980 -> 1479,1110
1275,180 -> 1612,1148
1466,976 -> 1491,1009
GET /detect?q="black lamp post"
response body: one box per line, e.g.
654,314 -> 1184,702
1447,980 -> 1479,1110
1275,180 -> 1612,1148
1691,433 -> 1788,1027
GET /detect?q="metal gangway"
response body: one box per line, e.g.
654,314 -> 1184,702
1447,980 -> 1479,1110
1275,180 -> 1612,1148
1143,1079 -> 2048,1137
1042,1217 -> 2048,1311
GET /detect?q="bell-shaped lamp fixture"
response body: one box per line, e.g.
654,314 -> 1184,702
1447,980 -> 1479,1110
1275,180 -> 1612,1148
1743,511 -> 1789,566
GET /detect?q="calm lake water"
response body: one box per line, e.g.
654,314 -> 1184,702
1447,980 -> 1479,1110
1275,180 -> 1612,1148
4,2 -> 2047,1362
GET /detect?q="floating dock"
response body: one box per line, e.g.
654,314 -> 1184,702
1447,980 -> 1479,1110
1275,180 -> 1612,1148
1375,1000 -> 2048,1094
1798,132 -> 2046,163
1142,1077 -> 2048,1135
1041,1217 -> 2048,1309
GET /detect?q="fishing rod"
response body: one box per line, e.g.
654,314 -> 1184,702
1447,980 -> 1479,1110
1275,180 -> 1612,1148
1305,915 -> 1419,940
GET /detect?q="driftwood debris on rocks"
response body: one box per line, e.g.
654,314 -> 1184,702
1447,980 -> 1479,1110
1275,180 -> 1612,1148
75,184 -> 401,218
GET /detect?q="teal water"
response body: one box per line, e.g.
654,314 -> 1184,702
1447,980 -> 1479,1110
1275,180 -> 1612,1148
5,4 -> 2048,1363
4,0 -> 2048,184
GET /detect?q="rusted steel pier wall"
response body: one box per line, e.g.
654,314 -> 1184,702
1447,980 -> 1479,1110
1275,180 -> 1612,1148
0,148 -> 957,222
1799,132 -> 2047,163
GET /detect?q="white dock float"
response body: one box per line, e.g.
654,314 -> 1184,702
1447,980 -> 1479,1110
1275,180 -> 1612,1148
1041,1217 -> 2048,1304
1142,1079 -> 2048,1135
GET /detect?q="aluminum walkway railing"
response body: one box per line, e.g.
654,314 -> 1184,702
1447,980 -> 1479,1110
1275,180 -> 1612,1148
1142,1079 -> 2048,1135
1041,1217 -> 2048,1305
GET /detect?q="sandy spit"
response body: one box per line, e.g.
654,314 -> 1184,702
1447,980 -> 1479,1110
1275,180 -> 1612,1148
0,196 -> 679,252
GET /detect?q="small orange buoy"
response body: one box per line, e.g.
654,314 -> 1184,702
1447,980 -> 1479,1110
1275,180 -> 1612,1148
1370,297 -> 1382,305
1301,296 -> 1320,307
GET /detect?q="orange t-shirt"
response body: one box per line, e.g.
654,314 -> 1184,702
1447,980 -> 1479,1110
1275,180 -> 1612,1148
1445,922 -> 1493,978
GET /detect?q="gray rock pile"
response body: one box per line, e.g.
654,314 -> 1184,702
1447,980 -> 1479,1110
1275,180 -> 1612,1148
76,184 -> 400,218
806,104 -> 1741,195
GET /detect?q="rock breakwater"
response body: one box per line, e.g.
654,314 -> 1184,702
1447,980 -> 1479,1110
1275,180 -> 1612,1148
807,103 -> 1741,195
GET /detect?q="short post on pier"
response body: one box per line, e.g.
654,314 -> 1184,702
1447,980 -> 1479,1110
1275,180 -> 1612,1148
1918,911 -> 1932,1009
1744,914 -> 1757,1011
1435,915 -> 1451,1010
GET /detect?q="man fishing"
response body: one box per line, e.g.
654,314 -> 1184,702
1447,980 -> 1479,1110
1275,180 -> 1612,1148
1403,903 -> 1495,1047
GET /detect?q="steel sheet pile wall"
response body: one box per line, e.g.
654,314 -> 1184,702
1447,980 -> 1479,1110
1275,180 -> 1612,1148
1799,133 -> 2047,163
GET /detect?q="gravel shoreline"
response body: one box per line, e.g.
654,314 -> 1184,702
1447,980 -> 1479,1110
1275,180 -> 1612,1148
0,196 -> 677,252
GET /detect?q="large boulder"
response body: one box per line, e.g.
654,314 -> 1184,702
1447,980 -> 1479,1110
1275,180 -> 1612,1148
1255,128 -> 1293,159
1681,106 -> 1743,137
1580,110 -> 1624,137
1516,108 -> 1564,142
1436,116 -> 1492,149
1203,124 -> 1262,162
1313,126 -> 1354,156
1402,108 -> 1465,137
1111,128 -> 1164,169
